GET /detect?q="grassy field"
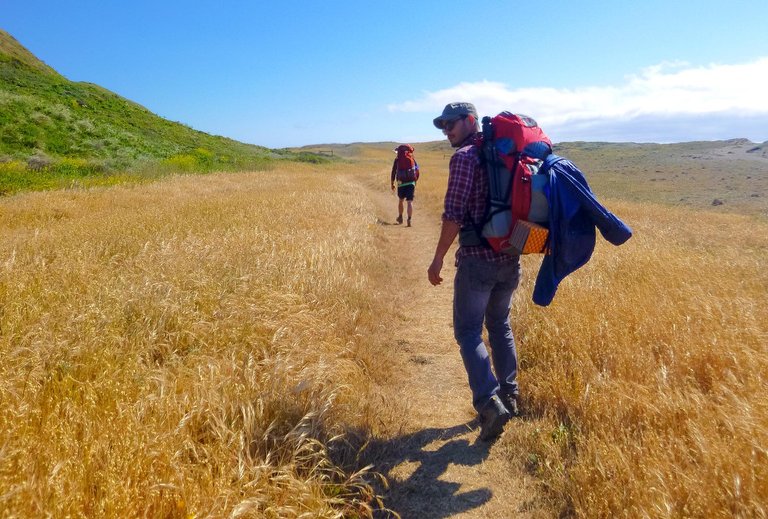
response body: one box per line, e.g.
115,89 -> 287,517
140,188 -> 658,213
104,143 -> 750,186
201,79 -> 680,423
0,141 -> 766,517
0,162 -> 399,517
508,201 -> 768,517
555,140 -> 768,218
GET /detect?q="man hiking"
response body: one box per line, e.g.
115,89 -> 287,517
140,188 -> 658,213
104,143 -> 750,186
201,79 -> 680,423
427,102 -> 520,442
390,144 -> 420,226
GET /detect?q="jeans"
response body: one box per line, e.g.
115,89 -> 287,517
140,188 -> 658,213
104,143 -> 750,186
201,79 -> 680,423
453,256 -> 521,412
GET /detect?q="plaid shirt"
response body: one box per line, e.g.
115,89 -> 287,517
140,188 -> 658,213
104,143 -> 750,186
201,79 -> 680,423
443,134 -> 518,265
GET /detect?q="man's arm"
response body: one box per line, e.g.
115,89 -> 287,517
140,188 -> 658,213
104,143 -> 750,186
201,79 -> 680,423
428,145 -> 475,285
427,219 -> 460,286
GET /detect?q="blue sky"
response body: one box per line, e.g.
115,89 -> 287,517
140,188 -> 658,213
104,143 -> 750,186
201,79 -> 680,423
3,1 -> 768,148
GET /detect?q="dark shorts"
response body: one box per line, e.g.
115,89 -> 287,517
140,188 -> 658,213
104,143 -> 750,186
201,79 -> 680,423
397,184 -> 415,201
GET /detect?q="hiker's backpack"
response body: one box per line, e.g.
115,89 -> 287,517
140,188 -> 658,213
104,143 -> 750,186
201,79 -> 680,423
395,144 -> 418,182
464,112 -> 553,255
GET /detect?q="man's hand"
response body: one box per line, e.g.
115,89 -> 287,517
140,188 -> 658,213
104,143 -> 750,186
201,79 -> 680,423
428,257 -> 444,286
390,183 -> 395,191
428,220 -> 459,286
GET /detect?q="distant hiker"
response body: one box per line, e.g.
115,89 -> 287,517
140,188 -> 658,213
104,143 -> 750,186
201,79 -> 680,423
427,102 -> 520,442
390,144 -> 420,226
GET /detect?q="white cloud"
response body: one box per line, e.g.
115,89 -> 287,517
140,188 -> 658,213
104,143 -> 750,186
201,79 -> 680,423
388,58 -> 768,143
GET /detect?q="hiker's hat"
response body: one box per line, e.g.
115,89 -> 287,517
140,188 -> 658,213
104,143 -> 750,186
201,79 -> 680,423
433,102 -> 478,129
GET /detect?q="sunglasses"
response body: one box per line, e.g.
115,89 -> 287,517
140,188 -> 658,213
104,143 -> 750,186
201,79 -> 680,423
441,115 -> 467,132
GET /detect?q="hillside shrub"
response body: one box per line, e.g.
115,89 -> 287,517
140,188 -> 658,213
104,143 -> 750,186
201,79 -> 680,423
0,159 -> 46,194
162,154 -> 197,172
27,151 -> 52,170
49,157 -> 105,176
193,147 -> 214,169
291,152 -> 332,164
0,159 -> 25,176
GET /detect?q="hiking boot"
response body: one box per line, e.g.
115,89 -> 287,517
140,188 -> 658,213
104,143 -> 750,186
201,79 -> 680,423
478,395 -> 511,442
407,217 -> 412,227
396,215 -> 403,224
499,392 -> 520,417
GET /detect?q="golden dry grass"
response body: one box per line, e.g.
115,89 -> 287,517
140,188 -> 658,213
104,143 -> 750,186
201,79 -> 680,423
504,202 -> 768,517
1,143 -> 767,518
0,163 -> 397,517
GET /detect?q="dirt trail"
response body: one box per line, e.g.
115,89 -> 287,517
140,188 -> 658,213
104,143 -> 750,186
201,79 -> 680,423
360,176 -> 545,518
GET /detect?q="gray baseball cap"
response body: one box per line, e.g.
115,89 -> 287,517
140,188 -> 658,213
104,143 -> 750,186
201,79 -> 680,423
433,102 -> 478,129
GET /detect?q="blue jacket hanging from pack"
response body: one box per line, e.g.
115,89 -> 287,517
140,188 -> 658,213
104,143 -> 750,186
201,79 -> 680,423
532,155 -> 633,306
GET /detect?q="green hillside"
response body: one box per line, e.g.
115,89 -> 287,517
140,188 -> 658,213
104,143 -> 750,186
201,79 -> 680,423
0,29 -> 327,194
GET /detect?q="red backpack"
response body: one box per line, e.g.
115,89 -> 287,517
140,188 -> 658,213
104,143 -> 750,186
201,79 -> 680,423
395,144 -> 418,182
469,113 -> 553,254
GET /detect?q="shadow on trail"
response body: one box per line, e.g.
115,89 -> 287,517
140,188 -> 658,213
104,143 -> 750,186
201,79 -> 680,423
375,217 -> 398,226
367,421 -> 494,518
